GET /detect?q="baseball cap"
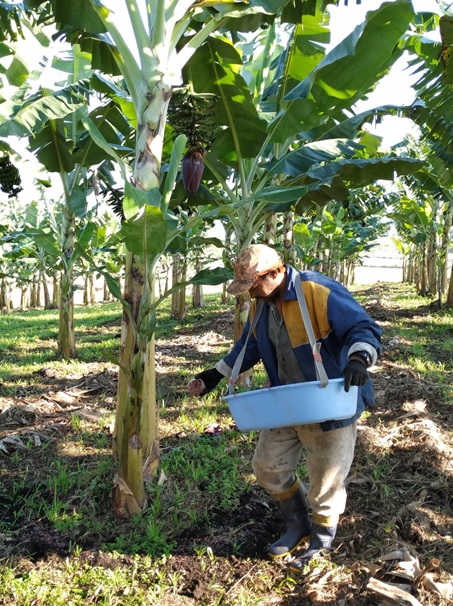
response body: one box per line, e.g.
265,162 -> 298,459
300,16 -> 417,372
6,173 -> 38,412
227,244 -> 284,295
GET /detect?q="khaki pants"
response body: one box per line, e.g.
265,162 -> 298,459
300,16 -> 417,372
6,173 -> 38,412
252,422 -> 357,526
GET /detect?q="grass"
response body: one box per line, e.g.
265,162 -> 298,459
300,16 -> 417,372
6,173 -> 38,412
0,283 -> 452,605
0,302 -> 121,392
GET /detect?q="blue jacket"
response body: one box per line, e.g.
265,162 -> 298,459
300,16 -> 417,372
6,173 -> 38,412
221,265 -> 382,431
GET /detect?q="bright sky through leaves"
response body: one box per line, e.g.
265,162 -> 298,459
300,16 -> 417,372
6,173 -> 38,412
328,0 -> 442,147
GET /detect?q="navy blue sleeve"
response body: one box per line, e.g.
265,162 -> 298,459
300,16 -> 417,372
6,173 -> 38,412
326,280 -> 382,354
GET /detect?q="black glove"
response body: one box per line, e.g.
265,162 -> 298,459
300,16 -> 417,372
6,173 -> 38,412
194,368 -> 224,395
343,359 -> 368,392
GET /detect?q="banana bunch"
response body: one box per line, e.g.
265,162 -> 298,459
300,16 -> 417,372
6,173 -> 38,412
168,88 -> 219,195
0,156 -> 22,197
167,87 -> 218,151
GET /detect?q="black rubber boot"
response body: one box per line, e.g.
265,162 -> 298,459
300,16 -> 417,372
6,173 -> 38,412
289,523 -> 337,572
268,481 -> 312,559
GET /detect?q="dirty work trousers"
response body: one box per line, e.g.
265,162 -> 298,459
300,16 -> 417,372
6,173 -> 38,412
252,422 -> 357,526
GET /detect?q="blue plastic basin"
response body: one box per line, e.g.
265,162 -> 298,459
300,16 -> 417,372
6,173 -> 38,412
223,378 -> 358,431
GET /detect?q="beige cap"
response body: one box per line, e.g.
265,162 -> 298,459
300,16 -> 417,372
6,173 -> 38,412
227,244 -> 283,295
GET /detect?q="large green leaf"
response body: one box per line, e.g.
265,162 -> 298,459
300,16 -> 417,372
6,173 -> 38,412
308,105 -> 403,142
5,55 -> 30,87
69,186 -> 88,218
0,83 -> 88,138
123,181 -> 154,221
216,0 -> 326,30
40,0 -> 121,77
75,220 -> 96,252
264,139 -> 361,176
29,121 -> 75,173
306,156 -> 424,186
166,267 -> 232,298
73,102 -> 133,166
269,0 -> 415,142
245,184 -> 309,204
190,236 -> 224,249
49,0 -> 106,34
187,36 -> 268,163
286,156 -> 424,211
0,2 -> 26,43
293,222 -> 313,250
258,156 -> 424,212
120,205 -> 167,264
294,177 -> 350,211
77,34 -> 122,77
32,233 -> 60,257
429,156 -> 453,188
90,73 -> 136,125
403,21 -> 453,167
262,12 -> 330,114
185,267 -> 232,286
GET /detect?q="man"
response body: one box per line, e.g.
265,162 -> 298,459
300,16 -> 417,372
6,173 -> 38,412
189,244 -> 381,571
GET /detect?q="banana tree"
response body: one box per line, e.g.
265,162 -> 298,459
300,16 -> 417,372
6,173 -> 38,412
292,192 -> 389,283
181,0 -> 423,337
403,7 -> 453,167
32,0 -> 322,516
390,157 -> 453,304
0,30 -> 129,356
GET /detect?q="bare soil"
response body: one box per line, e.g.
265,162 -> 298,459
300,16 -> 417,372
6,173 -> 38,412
0,283 -> 452,605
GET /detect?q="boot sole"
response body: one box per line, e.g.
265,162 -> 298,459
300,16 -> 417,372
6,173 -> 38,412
289,561 -> 309,573
288,548 -> 329,572
268,534 -> 311,559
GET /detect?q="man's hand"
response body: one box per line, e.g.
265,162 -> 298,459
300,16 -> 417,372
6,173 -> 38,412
343,360 -> 368,392
188,368 -> 223,396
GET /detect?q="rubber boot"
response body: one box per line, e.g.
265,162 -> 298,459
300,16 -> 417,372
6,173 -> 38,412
268,481 -> 312,559
289,523 -> 337,572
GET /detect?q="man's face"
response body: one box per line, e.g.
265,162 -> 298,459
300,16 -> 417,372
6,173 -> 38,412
248,271 -> 281,300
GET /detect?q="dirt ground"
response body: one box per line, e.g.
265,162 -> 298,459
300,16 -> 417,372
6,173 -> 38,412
0,283 -> 452,605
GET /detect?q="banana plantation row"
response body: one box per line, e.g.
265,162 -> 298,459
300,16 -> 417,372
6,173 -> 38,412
1,179 -> 452,321
0,0 -> 452,514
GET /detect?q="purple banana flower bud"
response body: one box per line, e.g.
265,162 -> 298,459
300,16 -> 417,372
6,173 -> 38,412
182,151 -> 205,195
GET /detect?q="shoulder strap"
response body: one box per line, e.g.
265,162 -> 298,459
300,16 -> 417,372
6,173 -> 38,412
294,274 -> 329,388
228,300 -> 265,395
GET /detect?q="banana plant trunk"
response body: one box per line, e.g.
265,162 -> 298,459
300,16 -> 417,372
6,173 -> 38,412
52,274 -> 59,308
419,246 -> 428,295
113,77 -> 171,516
21,286 -> 28,310
58,204 -> 76,359
283,210 -> 297,266
440,201 -> 453,292
263,213 -> 276,245
41,270 -> 52,309
30,273 -> 38,308
103,277 -> 110,302
192,257 -> 204,308
446,262 -> 453,306
177,256 -> 187,321
222,223 -> 234,304
171,253 -> 186,320
113,252 -> 159,515
0,278 -> 10,312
